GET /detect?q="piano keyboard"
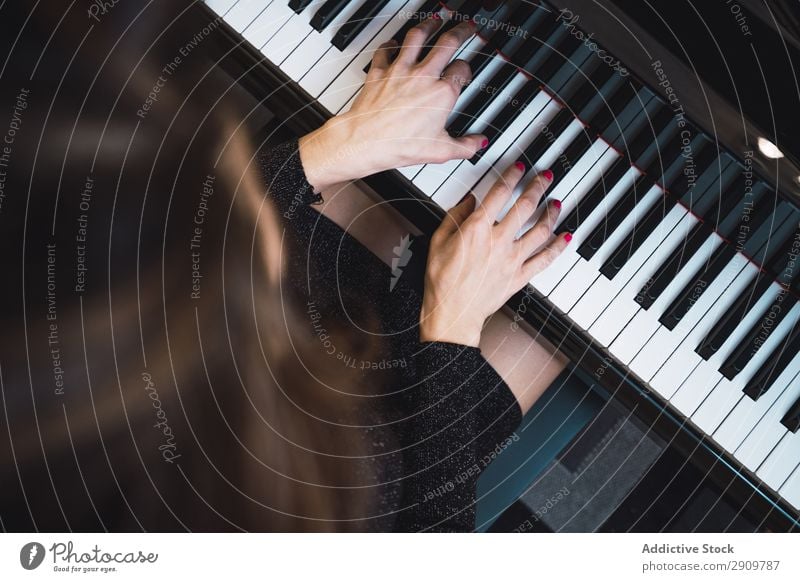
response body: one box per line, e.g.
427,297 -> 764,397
205,0 -> 800,514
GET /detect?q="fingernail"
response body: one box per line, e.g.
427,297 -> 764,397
552,199 -> 562,210
564,233 -> 573,243
432,12 -> 441,20
481,138 -> 489,149
515,160 -> 525,172
469,17 -> 479,28
542,169 -> 554,182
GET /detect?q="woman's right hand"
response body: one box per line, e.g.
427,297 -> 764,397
419,163 -> 572,347
298,15 -> 487,193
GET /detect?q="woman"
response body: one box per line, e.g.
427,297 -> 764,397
0,11 -> 568,531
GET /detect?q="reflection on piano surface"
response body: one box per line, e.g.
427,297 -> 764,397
199,0 -> 800,529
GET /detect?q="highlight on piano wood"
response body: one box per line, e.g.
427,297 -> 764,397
1,0 -> 800,537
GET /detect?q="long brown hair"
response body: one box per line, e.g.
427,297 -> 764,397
0,0 -> 390,531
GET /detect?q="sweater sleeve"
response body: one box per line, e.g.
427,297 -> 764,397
399,341 -> 523,532
255,138 -> 323,217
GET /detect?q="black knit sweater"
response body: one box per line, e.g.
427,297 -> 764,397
258,139 -> 522,532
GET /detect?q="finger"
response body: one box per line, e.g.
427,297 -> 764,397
396,16 -> 443,66
442,193 -> 476,232
439,133 -> 488,163
441,59 -> 472,95
421,20 -> 477,73
479,161 -> 526,222
498,170 -> 553,238
518,199 -> 562,257
520,231 -> 571,281
369,39 -> 399,75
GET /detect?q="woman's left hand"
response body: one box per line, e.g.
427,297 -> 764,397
298,16 -> 487,192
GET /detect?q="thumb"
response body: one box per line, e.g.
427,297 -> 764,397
442,192 -> 476,232
447,134 -> 488,161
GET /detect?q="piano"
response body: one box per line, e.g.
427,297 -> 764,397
193,0 -> 800,530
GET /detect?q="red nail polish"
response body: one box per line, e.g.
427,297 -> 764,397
542,169 -> 554,182
552,199 -> 562,210
564,232 -> 573,243
432,12 -> 441,20
481,138 -> 489,149
515,161 -> 525,172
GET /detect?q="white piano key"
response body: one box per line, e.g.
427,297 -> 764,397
626,238 -> 747,378
444,51 -> 507,128
280,1 -> 366,82
691,302 -> 800,436
496,120 -> 593,222
560,185 -> 663,329
399,164 -> 425,180
300,0 -> 411,97
611,231 -> 721,367
205,0 -> 241,18
723,353 -> 800,464
592,210 -> 696,356
532,152 -> 620,314
663,261 -> 758,401
669,280 -> 784,415
318,0 -> 432,113
213,0 -> 265,31
240,2 -> 291,48
530,167 -> 641,295
431,95 -> 558,210
758,430 -> 800,499
412,73 -> 529,194
779,464 -> 800,509
262,5 -> 318,65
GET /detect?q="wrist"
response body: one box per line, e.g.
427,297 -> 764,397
298,114 -> 376,192
419,303 -> 484,348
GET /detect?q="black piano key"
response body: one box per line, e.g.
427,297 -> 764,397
501,7 -> 560,62
289,0 -> 315,14
448,62 -> 520,136
578,128 -> 686,258
696,230 -> 800,360
695,272 -> 775,359
364,0 -> 440,72
545,129 -> 599,194
713,182 -> 771,251
743,313 -> 800,400
518,106 -> 575,169
418,0 -> 506,61
737,205 -> 798,273
780,395 -> 800,433
598,146 -> 721,279
721,291 -> 797,383
557,155 -> 629,235
311,0 -> 356,32
467,5 -> 550,79
471,45 -> 610,160
659,244 -> 738,330
624,107 -> 676,163
628,157 -> 741,299
704,175 -> 749,233
578,174 -> 654,260
638,129 -> 684,182
635,223 -> 709,309
472,81 -> 541,161
544,91 -> 658,200
332,0 -> 391,51
584,81 -> 646,133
